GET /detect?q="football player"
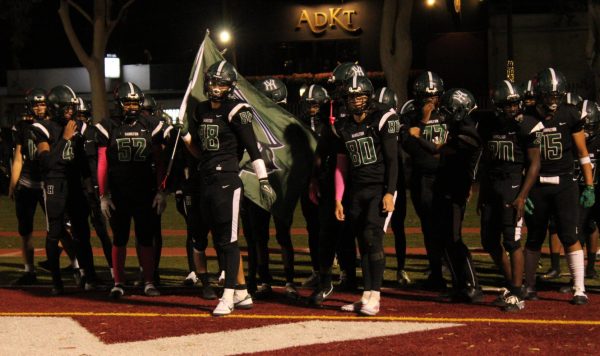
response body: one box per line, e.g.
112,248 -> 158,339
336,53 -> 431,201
401,71 -> 448,291
9,89 -> 47,284
374,87 -> 410,286
333,75 -> 400,315
478,80 -> 543,311
175,60 -> 276,316
523,68 -> 592,305
30,85 -> 98,295
96,82 -> 165,298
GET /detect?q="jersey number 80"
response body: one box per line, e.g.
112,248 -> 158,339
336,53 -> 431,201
345,137 -> 377,167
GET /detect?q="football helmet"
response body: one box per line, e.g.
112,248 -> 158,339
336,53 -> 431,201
256,77 -> 288,104
205,60 -> 237,101
47,85 -> 78,122
580,100 -> 600,140
562,92 -> 583,107
373,87 -> 398,109
341,75 -> 374,115
440,88 -> 477,122
25,88 -> 47,119
329,62 -> 366,85
413,71 -> 444,104
535,67 -> 567,112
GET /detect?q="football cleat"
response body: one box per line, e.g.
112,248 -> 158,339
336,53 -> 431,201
201,284 -> 218,300
492,288 -> 510,307
233,293 -> 253,310
50,283 -> 64,296
540,268 -> 561,281
308,283 -> 334,307
183,271 -> 198,286
360,302 -> 380,316
212,298 -> 234,316
301,271 -> 320,288
110,284 -> 125,299
285,283 -> 300,300
341,301 -> 363,313
571,289 -> 588,305
524,287 -> 539,301
397,270 -> 411,286
12,272 -> 37,286
144,283 -> 160,297
253,283 -> 273,300
502,294 -> 525,312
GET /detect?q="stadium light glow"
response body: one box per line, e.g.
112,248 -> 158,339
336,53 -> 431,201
219,30 -> 232,44
104,54 -> 120,78
426,0 -> 436,7
299,84 -> 308,98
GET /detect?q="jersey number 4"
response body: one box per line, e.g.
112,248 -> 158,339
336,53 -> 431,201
346,137 -> 377,167
116,137 -> 147,162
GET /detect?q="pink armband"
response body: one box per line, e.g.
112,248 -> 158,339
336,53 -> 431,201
335,154 -> 348,201
97,147 -> 108,196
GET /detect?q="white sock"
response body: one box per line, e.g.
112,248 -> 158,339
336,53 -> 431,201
110,268 -> 114,279
79,269 -> 85,277
234,288 -> 248,300
361,291 -> 371,304
71,259 -> 79,269
222,288 -> 234,302
367,291 -> 381,307
24,264 -> 33,273
567,250 -> 585,294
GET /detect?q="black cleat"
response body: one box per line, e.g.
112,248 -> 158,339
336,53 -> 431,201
422,276 -> 448,292
201,284 -> 218,300
571,294 -> 588,305
51,284 -> 64,296
12,272 -> 37,286
450,287 -> 484,304
540,269 -> 561,281
308,283 -> 334,307
502,294 -> 525,312
285,283 -> 300,300
109,284 -> 125,299
252,283 -> 272,300
492,288 -> 510,307
524,288 -> 539,301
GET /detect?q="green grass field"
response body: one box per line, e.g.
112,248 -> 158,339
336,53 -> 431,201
0,191 -> 598,291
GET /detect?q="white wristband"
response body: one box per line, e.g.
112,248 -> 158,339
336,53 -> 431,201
252,159 -> 268,180
580,156 -> 591,165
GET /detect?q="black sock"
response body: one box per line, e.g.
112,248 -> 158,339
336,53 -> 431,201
551,253 -> 561,272
370,253 -> 386,291
587,253 -> 596,271
319,269 -> 332,289
198,272 -> 210,287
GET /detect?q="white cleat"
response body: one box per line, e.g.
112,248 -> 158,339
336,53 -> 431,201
212,298 -> 234,316
360,301 -> 380,316
233,293 -> 253,310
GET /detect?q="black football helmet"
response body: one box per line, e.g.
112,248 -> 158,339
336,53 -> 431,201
205,60 -> 237,101
341,75 -> 374,115
399,99 -> 416,115
300,84 -> 329,116
25,88 -> 47,119
492,80 -> 523,119
535,67 -> 567,112
580,100 -> 600,140
373,87 -> 398,110
329,62 -> 366,85
114,82 -> 144,120
141,95 -> 157,114
47,85 -> 78,122
256,77 -> 288,104
562,92 -> 583,107
440,88 -> 477,122
413,71 -> 444,104
76,97 -> 91,121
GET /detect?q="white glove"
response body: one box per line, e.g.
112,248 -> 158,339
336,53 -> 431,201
100,195 -> 116,220
153,191 -> 167,215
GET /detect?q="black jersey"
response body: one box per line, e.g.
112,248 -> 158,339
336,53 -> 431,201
96,115 -> 164,192
574,136 -> 600,185
333,108 -> 400,194
534,104 -> 584,176
30,119 -> 89,180
300,113 -> 327,139
189,100 -> 262,176
401,107 -> 447,174
479,112 -> 543,176
12,120 -> 42,185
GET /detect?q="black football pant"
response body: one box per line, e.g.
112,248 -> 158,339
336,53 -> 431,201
391,170 -> 407,271
300,191 -> 320,272
44,177 -> 95,286
84,188 -> 112,268
480,175 -> 525,256
525,177 -> 579,251
433,190 -> 479,292
346,184 -> 390,292
15,184 -> 44,237
410,173 -> 442,279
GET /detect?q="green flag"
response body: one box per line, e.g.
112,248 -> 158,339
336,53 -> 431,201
179,31 -> 317,223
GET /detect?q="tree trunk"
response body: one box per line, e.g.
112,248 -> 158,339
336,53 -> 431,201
380,0 -> 414,106
587,0 -> 600,102
88,61 -> 108,123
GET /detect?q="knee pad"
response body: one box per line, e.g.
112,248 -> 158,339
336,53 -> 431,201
502,239 -> 521,253
192,236 -> 208,252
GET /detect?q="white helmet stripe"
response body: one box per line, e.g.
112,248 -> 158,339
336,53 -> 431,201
582,100 -> 589,119
504,80 -> 514,95
216,61 -> 227,76
527,80 -> 533,92
308,84 -> 315,99
128,82 -> 135,95
352,75 -> 358,88
427,71 -> 434,89
65,85 -> 77,100
549,68 -> 558,91
378,87 -> 387,103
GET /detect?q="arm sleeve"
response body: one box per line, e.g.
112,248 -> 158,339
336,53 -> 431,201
334,154 -> 347,201
380,113 -> 400,195
97,147 -> 109,196
230,107 -> 262,162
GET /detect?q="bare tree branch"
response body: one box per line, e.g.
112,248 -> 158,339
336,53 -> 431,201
58,0 -> 91,67
107,0 -> 135,38
66,0 -> 92,24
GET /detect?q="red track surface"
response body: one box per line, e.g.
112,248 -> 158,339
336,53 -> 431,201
1,286 -> 598,354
